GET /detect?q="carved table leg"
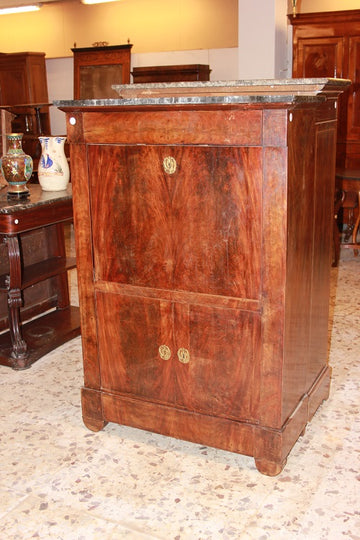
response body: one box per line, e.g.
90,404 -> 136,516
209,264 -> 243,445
5,235 -> 29,369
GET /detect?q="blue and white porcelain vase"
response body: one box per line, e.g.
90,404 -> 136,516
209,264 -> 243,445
38,136 -> 70,191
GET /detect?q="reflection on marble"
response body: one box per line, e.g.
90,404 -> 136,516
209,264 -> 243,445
0,240 -> 359,539
55,79 -> 350,110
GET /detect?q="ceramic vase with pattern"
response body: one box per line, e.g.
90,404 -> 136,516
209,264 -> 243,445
38,136 -> 70,191
0,133 -> 33,198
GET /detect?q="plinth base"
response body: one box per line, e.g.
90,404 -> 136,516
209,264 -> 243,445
0,306 -> 80,370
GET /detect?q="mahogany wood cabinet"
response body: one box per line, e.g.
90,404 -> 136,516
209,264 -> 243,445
290,10 -> 360,169
58,78 -> 349,475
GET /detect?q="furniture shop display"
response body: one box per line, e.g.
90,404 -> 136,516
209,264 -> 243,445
0,185 -> 80,370
72,44 -> 133,100
132,64 -> 211,83
57,78 -> 349,476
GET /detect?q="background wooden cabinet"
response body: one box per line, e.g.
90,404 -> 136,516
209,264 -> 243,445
0,52 -> 51,170
72,44 -> 132,100
132,64 -> 211,83
290,10 -> 360,169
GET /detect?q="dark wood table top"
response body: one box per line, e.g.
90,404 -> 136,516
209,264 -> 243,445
0,184 -> 73,234
336,168 -> 360,180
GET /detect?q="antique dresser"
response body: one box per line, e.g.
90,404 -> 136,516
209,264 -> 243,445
57,78 -> 349,475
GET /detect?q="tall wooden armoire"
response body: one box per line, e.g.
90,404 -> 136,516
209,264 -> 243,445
290,10 -> 360,170
0,52 -> 51,169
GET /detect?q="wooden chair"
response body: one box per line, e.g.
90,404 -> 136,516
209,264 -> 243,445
333,189 -> 360,266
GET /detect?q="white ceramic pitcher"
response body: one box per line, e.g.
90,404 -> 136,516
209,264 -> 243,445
38,136 -> 70,191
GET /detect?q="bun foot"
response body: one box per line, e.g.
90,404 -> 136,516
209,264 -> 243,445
255,457 -> 287,476
83,415 -> 107,432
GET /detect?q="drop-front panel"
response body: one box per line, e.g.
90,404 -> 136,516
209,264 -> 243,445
58,79 -> 349,475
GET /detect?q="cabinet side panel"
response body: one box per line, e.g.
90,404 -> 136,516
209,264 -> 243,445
260,145 -> 287,429
70,141 -> 101,389
283,109 -> 315,422
307,120 -> 337,387
0,68 -> 28,104
29,61 -> 49,103
283,108 -> 336,423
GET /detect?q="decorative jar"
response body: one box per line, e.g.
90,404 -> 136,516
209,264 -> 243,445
38,136 -> 70,191
0,133 -> 33,198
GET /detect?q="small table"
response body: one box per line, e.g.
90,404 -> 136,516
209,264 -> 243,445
335,168 -> 360,252
0,185 -> 80,370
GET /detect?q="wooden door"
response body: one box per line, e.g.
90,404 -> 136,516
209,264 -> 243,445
293,36 -> 345,78
292,36 -> 348,148
290,9 -> 360,168
89,143 -> 262,421
348,37 -> 360,141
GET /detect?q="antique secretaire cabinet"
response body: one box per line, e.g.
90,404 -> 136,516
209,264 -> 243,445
57,78 -> 349,475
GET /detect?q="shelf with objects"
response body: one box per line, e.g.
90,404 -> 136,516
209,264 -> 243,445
0,184 -> 80,370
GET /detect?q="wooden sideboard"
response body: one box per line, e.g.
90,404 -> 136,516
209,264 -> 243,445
57,78 -> 349,475
132,64 -> 211,83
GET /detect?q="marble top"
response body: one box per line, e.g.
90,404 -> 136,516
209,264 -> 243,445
0,184 -> 72,214
55,78 -> 351,109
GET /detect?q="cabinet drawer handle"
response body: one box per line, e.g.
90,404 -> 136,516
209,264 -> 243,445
177,348 -> 190,364
159,344 -> 171,360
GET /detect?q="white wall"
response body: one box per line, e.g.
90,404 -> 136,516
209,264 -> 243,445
46,47 -> 239,134
46,57 -> 73,135
238,0 -> 291,79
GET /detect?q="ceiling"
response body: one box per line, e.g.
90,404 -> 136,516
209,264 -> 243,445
0,0 -> 66,6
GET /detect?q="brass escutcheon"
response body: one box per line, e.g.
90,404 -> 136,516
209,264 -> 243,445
163,156 -> 177,175
159,344 -> 171,360
177,348 -> 190,364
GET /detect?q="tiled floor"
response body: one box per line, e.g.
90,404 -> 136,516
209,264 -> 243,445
0,244 -> 359,539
